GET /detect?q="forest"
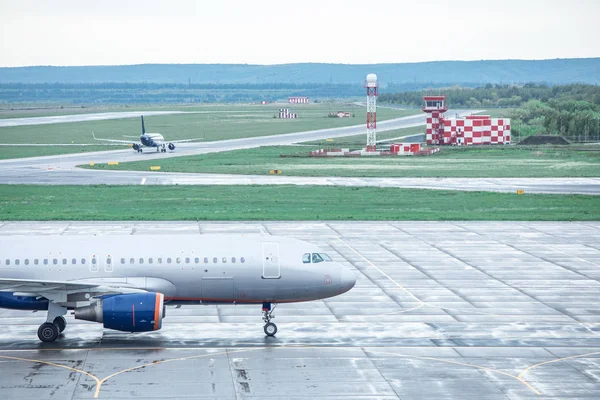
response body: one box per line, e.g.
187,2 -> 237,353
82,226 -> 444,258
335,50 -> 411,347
380,84 -> 600,142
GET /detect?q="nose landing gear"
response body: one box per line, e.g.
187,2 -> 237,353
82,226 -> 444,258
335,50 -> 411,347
262,302 -> 277,337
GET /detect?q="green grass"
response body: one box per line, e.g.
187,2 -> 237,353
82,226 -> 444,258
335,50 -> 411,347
0,104 -> 418,159
0,104 -> 417,144
82,144 -> 600,178
0,145 -> 128,160
303,125 -> 425,147
0,185 -> 597,221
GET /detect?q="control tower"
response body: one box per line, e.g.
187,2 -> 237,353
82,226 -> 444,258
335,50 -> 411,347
423,95 -> 448,145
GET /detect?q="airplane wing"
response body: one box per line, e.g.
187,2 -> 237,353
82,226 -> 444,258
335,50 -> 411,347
0,278 -> 146,303
92,132 -> 136,144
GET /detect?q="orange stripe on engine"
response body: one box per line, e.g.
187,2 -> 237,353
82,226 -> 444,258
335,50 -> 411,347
153,294 -> 161,331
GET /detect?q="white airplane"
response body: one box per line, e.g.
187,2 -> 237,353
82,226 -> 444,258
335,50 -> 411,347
0,234 -> 356,342
92,115 -> 204,153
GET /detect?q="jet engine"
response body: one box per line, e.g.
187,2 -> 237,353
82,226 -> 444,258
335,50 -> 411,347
168,143 -> 175,151
132,143 -> 141,151
74,292 -> 164,332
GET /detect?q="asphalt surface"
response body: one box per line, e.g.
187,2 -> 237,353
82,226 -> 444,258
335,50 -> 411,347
0,111 -> 192,127
1,110 -> 599,194
1,221 -> 600,399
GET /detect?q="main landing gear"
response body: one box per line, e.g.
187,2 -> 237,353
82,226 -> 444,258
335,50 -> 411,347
262,302 -> 277,337
37,302 -> 67,343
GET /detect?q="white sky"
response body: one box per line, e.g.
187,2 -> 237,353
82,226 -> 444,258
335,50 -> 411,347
0,0 -> 598,67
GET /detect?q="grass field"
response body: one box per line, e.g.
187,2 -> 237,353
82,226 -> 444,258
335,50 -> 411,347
0,145 -> 128,160
303,125 -> 425,147
83,144 -> 600,178
0,185 -> 597,221
0,104 -> 417,144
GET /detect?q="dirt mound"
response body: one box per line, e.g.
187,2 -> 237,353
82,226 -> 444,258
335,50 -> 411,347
519,135 -> 570,145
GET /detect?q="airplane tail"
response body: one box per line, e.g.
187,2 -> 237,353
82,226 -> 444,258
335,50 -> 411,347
141,115 -> 146,135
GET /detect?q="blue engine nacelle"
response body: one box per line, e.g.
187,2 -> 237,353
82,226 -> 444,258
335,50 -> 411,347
0,292 -> 48,310
168,143 -> 175,151
74,292 -> 164,332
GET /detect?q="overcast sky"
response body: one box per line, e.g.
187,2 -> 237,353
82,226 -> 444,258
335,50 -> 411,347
0,0 -> 598,67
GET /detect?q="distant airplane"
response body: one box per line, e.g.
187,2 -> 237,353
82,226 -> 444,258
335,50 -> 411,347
92,115 -> 204,153
0,234 -> 356,342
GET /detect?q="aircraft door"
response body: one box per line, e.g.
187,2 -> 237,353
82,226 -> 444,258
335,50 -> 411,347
262,242 -> 280,279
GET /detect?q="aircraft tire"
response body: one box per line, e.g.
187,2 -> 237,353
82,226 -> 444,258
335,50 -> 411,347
38,322 -> 59,342
53,316 -> 67,333
264,322 -> 277,337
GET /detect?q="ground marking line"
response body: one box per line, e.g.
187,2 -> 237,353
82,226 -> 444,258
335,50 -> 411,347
371,350 -> 541,395
337,238 -> 497,317
336,238 -> 423,305
141,177 -> 146,185
518,351 -> 600,380
0,354 -> 102,389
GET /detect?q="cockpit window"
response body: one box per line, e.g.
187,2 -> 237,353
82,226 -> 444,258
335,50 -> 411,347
321,253 -> 332,261
302,253 -> 311,264
303,253 -> 333,264
312,253 -> 324,263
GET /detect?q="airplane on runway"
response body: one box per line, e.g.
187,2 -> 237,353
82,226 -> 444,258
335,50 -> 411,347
0,235 -> 356,342
92,115 -> 204,153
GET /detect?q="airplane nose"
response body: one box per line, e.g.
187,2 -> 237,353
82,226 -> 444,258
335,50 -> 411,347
340,268 -> 356,293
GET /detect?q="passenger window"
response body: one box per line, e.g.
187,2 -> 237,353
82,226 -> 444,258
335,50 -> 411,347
139,258 -> 144,264
15,259 -> 20,266
72,258 -> 76,265
25,259 -> 29,265
62,259 -> 67,265
167,258 -> 172,264
194,257 -> 199,264
213,257 -> 217,264
53,259 -> 58,265
204,257 -> 209,264
121,258 -> 125,264
5,259 -> 9,265
149,258 -> 153,264
158,257 -> 163,264
232,257 -> 236,263
130,258 -> 134,264
312,253 -> 324,263
92,258 -> 96,265
34,259 -> 39,265
222,257 -> 227,263
81,258 -> 86,264
185,257 -> 190,264
107,258 -> 112,264
44,259 -> 48,265
241,257 -> 246,264
302,253 -> 311,263
176,258 -> 181,264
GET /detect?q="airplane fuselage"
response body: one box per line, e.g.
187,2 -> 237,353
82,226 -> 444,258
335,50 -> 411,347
0,235 -> 355,309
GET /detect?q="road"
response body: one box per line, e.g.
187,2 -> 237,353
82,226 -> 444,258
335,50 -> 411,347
1,109 -> 598,194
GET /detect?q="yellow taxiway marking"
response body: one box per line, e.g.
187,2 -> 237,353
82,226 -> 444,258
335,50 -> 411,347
373,350 -> 542,395
518,350 -> 600,387
4,346 -> 600,397
0,348 -> 260,398
0,354 -> 101,389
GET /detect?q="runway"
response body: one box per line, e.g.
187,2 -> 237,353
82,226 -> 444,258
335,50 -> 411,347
1,221 -> 600,399
0,111 -> 192,128
1,110 -> 599,194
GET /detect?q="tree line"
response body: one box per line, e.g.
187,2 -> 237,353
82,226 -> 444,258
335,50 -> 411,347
380,84 -> 600,142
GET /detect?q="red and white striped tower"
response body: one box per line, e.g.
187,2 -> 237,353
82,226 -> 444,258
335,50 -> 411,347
365,73 -> 378,151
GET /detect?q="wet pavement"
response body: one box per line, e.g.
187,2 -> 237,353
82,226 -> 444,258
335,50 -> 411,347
1,221 -> 600,399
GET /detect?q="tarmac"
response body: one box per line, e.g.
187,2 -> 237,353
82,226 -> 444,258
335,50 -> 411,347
1,221 -> 600,399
